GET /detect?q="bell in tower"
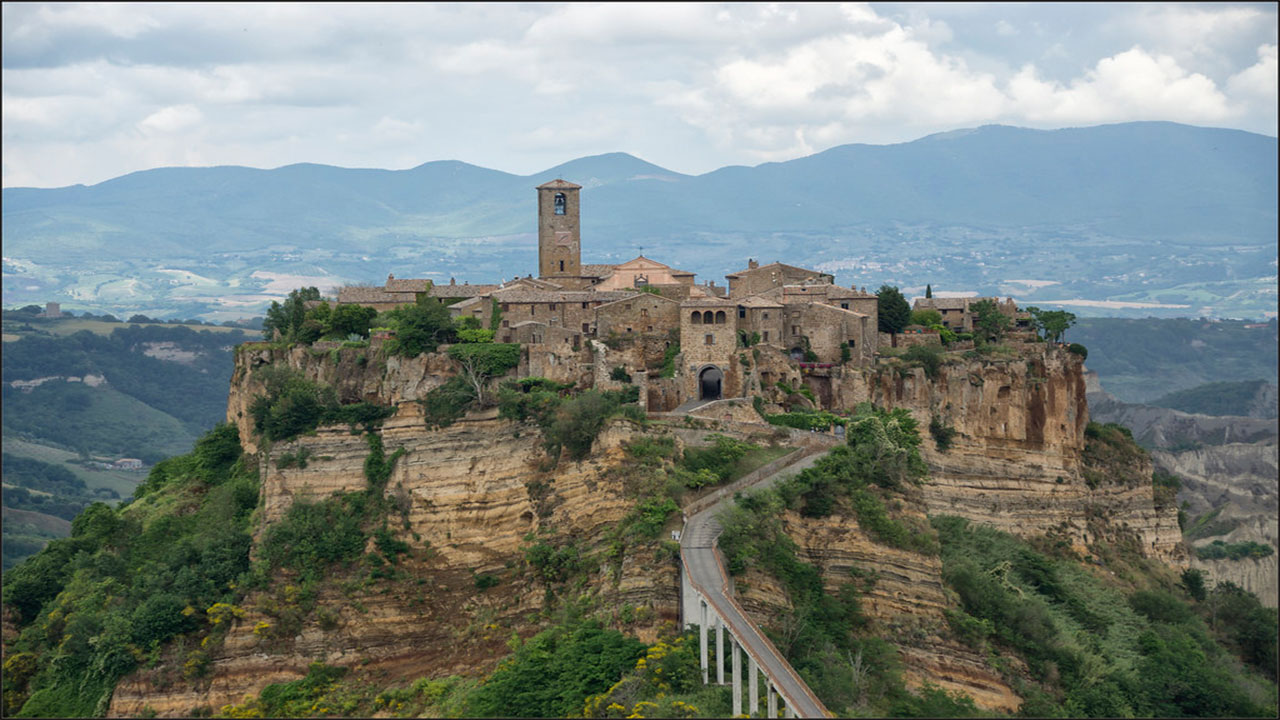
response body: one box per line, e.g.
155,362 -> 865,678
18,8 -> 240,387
537,179 -> 582,279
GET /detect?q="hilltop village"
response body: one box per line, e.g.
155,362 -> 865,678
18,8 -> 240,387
336,179 -> 1028,408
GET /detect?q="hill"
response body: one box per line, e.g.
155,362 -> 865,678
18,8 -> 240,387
3,122 -> 1275,320
1,320 -> 256,567
1072,317 -> 1278,403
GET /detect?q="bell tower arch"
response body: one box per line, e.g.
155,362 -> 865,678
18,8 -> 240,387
537,179 -> 582,279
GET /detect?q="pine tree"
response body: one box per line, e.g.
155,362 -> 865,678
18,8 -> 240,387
925,284 -> 932,298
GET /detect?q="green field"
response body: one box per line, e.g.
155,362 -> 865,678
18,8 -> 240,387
1,437 -> 143,499
1,315 -> 260,341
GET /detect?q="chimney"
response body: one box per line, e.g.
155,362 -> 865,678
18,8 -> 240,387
450,277 -> 456,285
388,273 -> 395,281
748,259 -> 759,270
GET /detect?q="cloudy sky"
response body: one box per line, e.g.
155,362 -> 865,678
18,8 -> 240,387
3,2 -> 1276,188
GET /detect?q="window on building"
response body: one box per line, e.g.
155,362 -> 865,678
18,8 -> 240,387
647,326 -> 653,332
691,311 -> 702,324
763,312 -> 770,319
641,309 -> 648,318
502,320 -> 509,328
502,303 -> 509,311
703,311 -> 714,324
763,331 -> 769,341
705,334 -> 714,345
582,323 -> 589,332
554,192 -> 566,215
582,302 -> 589,309
738,307 -> 746,318
841,303 -> 849,310
715,310 -> 726,324
791,325 -> 799,335
549,303 -> 557,310
625,304 -> 631,310
626,327 -> 633,333
559,260 -> 564,272
530,306 -> 535,315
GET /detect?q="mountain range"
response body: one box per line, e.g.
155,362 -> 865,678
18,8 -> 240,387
3,121 -> 1276,320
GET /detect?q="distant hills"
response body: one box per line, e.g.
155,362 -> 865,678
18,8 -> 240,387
3,121 -> 1276,320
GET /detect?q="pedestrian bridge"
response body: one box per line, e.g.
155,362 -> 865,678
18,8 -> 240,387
677,444 -> 834,718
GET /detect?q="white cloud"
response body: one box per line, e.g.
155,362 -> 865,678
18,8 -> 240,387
1,3 -> 1276,188
1007,47 -> 1229,125
138,104 -> 202,134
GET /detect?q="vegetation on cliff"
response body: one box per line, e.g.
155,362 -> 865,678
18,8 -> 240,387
715,404 -> 956,715
2,424 -> 258,717
935,515 -> 1277,717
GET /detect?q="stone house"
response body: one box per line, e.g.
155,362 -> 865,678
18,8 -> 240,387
594,292 -> 679,338
679,297 -> 741,402
912,296 -> 1025,332
724,260 -> 834,298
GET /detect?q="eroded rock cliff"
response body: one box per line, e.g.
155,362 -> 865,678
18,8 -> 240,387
109,346 -> 680,717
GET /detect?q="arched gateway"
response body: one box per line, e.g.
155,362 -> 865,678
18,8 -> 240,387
698,366 -> 723,401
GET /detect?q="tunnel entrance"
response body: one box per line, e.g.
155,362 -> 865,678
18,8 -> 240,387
698,366 -> 723,401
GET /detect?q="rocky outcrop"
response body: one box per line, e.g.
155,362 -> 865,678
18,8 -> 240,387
1088,375 -> 1278,606
108,410 -> 681,718
227,343 -> 463,454
844,346 -> 1185,565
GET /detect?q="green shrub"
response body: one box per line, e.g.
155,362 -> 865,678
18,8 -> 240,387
610,366 -> 632,383
660,343 -> 680,378
466,620 -> 645,718
421,376 -> 476,429
447,342 -> 520,376
1067,343 -> 1088,359
1194,539 -> 1275,560
929,416 -> 958,452
383,298 -> 455,357
680,434 -> 755,483
901,344 -> 942,379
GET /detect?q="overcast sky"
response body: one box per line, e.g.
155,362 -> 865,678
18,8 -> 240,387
3,2 -> 1276,188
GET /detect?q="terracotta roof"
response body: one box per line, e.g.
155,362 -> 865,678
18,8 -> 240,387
429,283 -> 501,298
595,293 -> 677,311
492,288 -> 634,303
782,284 -> 871,300
450,296 -> 486,310
580,264 -> 617,278
736,296 -> 783,308
385,278 -> 432,292
537,178 -> 582,190
338,286 -> 401,304
725,261 -> 828,279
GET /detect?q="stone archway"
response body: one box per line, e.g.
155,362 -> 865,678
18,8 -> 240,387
698,365 -> 723,401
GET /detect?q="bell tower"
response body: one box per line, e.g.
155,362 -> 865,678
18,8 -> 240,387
537,179 -> 582,278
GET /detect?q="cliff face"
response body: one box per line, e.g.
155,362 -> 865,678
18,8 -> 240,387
841,347 -> 1184,565
109,347 -> 679,717
734,510 -> 1022,714
111,341 -> 1187,715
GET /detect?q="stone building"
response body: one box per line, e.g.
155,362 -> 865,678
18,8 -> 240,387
679,297 -> 740,401
912,296 -> 1025,332
724,260 -> 833,298
594,292 -> 679,338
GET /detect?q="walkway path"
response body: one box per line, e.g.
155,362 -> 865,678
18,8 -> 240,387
679,442 -> 834,718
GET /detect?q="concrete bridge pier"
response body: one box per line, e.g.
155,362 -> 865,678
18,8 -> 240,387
749,655 -> 759,715
768,683 -> 778,718
715,617 -> 725,685
732,636 -> 743,717
699,601 -> 710,685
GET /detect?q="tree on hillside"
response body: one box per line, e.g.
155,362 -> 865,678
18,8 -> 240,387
971,300 -> 1010,342
262,287 -> 321,341
910,309 -> 942,327
383,296 -> 454,357
876,286 -> 910,334
925,284 -> 932,299
1026,307 -> 1077,343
